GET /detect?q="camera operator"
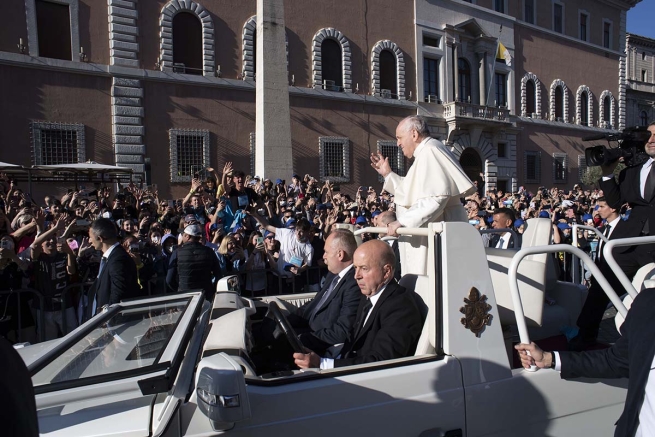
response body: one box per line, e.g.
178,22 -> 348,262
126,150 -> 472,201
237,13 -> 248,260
599,121 -> 655,270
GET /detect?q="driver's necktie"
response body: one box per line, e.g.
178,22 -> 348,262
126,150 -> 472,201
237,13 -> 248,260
309,275 -> 339,320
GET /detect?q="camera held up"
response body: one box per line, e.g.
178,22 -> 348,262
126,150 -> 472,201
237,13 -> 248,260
584,126 -> 651,167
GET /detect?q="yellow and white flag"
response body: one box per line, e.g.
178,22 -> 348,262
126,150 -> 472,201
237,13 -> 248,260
497,42 -> 512,67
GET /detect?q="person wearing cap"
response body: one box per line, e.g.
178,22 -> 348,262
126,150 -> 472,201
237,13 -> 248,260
570,196 -> 636,351
248,210 -> 313,293
370,115 -> 475,276
166,224 -> 222,301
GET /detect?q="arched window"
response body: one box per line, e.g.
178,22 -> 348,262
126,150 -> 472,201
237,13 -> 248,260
580,91 -> 589,126
603,96 -> 611,127
641,110 -> 649,127
172,12 -> 203,75
379,50 -> 397,98
321,39 -> 342,90
458,58 -> 471,102
555,86 -> 564,120
526,80 -> 536,116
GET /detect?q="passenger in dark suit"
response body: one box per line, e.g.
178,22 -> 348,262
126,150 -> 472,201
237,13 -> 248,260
516,288 -> 655,437
85,218 -> 139,321
571,197 -> 635,350
599,122 -> 655,267
288,229 -> 361,355
294,240 -> 422,369
489,207 -> 521,249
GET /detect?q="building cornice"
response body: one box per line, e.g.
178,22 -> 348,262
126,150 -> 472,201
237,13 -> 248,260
0,51 -> 416,109
627,33 -> 655,49
598,0 -> 642,11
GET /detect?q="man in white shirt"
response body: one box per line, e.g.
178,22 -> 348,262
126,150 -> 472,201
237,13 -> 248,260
516,286 -> 655,437
249,212 -> 314,293
293,240 -> 422,369
370,115 -> 475,275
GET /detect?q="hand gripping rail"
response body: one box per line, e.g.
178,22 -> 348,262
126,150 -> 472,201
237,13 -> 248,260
510,245 -> 627,366
603,236 -> 655,299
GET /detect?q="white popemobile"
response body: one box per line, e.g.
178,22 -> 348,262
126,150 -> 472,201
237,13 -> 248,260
19,218 -> 651,437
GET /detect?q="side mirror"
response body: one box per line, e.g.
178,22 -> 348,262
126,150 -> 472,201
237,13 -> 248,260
195,353 -> 251,431
215,275 -> 241,295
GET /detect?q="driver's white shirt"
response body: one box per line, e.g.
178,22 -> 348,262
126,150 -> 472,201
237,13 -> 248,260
319,284 -> 387,370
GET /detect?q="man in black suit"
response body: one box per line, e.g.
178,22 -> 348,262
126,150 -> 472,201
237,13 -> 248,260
489,207 -> 521,249
599,121 -> 655,267
85,218 -> 139,320
570,197 -> 634,350
516,288 -> 655,437
294,239 -> 422,369
288,229 -> 361,355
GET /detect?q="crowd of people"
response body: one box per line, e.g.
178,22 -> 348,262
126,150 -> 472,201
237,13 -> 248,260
0,160 -> 623,344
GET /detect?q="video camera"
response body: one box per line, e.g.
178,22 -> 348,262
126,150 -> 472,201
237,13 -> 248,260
584,126 -> 651,167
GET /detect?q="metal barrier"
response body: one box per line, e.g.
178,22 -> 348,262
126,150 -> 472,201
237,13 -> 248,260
571,225 -> 606,285
59,282 -> 94,335
237,264 -> 327,297
0,288 -> 45,343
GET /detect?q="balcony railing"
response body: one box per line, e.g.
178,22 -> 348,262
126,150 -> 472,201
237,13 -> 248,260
443,101 -> 510,122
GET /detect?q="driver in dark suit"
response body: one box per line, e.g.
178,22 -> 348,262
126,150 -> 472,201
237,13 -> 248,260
288,229 -> 361,355
516,288 -> 655,437
294,240 -> 422,369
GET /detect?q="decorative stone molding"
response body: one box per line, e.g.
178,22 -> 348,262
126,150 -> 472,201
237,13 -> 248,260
576,85 -> 594,126
448,131 -> 509,192
599,90 -> 616,129
618,11 -> 628,130
549,79 -> 569,122
159,0 -> 214,77
108,0 -> 139,68
241,15 -> 288,81
312,28 -> 352,92
520,72 -> 542,118
25,0 -> 80,60
371,40 -> 405,99
112,77 -> 145,173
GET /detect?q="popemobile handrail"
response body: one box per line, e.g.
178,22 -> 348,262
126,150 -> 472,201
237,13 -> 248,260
353,226 -> 431,237
572,224 -> 608,246
603,236 -> 655,299
509,244 -> 628,350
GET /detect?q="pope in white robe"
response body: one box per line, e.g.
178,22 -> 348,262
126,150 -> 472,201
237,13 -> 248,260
371,116 -> 476,275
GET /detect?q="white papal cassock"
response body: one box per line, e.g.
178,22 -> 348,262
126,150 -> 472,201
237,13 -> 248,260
383,137 -> 476,275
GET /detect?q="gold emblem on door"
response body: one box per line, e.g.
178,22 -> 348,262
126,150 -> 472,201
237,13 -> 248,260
460,287 -> 492,337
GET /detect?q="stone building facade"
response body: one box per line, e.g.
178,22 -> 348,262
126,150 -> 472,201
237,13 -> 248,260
0,0 -> 642,197
625,33 -> 655,128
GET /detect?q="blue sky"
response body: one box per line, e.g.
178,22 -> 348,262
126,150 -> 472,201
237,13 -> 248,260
627,1 -> 655,38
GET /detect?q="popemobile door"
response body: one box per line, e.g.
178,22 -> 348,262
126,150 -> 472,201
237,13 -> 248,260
218,354 -> 465,437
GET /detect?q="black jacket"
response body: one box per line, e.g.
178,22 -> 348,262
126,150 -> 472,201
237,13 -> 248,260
335,281 -> 422,368
166,241 -> 222,299
600,165 -> 655,239
561,288 -> 655,437
85,244 -> 139,320
291,268 -> 361,352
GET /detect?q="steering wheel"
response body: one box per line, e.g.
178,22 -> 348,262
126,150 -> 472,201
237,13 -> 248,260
268,301 -> 306,353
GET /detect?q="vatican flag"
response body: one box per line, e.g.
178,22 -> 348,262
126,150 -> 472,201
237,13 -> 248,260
497,42 -> 512,67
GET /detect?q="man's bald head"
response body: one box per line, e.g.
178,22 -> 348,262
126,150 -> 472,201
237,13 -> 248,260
376,210 -> 396,226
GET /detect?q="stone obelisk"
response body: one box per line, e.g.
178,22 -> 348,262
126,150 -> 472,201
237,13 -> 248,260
255,0 -> 293,180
